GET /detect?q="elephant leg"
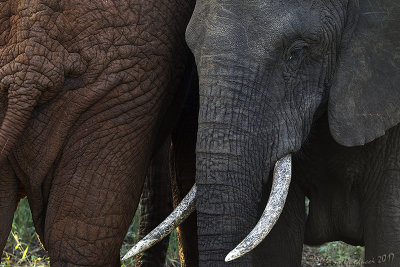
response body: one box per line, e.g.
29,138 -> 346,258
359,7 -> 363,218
252,181 -> 305,267
135,138 -> 173,267
364,175 -> 400,267
0,162 -> 18,256
43,139 -> 145,267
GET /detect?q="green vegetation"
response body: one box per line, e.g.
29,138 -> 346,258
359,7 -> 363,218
1,199 -> 48,267
1,198 -> 364,267
302,243 -> 364,266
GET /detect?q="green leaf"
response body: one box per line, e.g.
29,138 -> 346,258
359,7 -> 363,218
12,232 -> 20,244
22,246 -> 29,259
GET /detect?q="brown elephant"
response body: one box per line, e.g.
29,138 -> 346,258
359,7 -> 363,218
0,0 -> 195,266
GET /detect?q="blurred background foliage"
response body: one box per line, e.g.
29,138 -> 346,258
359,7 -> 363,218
1,198 -> 364,266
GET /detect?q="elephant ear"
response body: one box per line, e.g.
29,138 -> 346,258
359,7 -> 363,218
328,0 -> 400,147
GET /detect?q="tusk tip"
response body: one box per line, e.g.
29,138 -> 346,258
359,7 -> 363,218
122,238 -> 158,260
122,253 -> 132,261
122,249 -> 137,261
225,250 -> 240,262
122,245 -> 142,260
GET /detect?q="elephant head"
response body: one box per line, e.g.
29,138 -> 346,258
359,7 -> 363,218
124,0 -> 400,265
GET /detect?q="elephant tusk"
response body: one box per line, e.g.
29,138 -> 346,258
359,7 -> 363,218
225,154 -> 292,262
122,184 -> 197,260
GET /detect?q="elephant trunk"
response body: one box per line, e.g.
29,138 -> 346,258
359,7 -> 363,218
195,155 -> 259,266
0,42 -> 86,162
0,0 -> 87,162
195,127 -> 264,266
0,84 -> 41,161
194,66 -> 271,266
194,55 -> 298,265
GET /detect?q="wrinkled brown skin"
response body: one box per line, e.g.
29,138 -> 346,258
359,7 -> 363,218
0,0 -> 196,266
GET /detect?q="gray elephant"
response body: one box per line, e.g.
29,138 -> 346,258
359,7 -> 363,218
186,0 -> 400,265
126,0 -> 400,266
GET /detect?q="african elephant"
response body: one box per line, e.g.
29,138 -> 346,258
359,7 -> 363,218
0,0 -> 196,266
183,0 -> 400,265
129,0 -> 400,266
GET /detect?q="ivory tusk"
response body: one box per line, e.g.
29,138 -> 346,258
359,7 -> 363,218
122,184 -> 197,260
225,154 -> 292,262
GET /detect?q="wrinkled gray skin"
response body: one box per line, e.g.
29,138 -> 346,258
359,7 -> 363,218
296,113 -> 400,266
185,0 -> 400,266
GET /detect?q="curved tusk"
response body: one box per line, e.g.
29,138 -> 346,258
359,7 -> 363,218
225,154 -> 292,262
122,184 -> 197,260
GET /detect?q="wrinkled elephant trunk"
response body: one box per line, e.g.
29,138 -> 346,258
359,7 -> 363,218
0,1 -> 87,162
196,150 -> 260,266
195,64 -> 269,266
0,49 -> 86,162
0,85 -> 41,161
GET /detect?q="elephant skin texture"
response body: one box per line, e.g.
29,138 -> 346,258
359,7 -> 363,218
135,138 -> 173,267
185,0 -> 400,266
0,0 -> 195,266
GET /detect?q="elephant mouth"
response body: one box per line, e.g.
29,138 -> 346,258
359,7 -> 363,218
122,154 -> 292,262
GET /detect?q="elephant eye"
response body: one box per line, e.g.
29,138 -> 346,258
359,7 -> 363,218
288,48 -> 303,61
286,40 -> 309,64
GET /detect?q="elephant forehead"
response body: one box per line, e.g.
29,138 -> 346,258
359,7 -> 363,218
190,0 -> 327,59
